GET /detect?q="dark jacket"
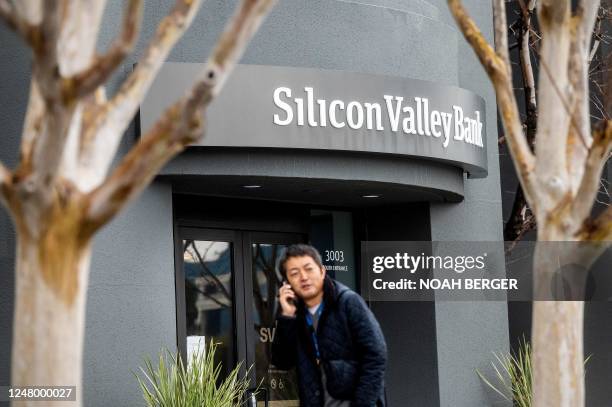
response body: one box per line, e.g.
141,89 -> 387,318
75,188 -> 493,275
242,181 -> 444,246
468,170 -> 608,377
271,277 -> 387,407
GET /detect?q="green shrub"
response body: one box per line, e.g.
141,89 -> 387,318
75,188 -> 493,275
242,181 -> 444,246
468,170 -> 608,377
135,341 -> 253,407
477,337 -> 591,407
477,337 -> 532,407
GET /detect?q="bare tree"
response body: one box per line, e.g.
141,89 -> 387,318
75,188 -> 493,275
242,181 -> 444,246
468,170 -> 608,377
502,1 -> 610,247
448,0 -> 610,406
0,0 -> 276,405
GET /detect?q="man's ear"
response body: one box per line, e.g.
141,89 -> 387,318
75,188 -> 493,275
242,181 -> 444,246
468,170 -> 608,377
321,266 -> 326,279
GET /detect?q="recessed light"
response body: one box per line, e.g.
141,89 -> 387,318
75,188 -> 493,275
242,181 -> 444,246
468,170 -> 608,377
242,185 -> 262,189
362,194 -> 380,198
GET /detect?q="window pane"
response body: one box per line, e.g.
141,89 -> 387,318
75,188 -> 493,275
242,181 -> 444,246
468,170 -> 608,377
183,240 -> 234,377
252,242 -> 300,405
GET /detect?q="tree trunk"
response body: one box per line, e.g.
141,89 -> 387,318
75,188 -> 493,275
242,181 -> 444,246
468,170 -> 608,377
11,236 -> 92,407
532,235 -> 585,407
446,2 -> 608,407
532,300 -> 584,407
0,1 -> 276,405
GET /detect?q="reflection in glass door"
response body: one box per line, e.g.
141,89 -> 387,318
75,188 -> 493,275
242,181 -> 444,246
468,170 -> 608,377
247,233 -> 304,407
181,238 -> 236,379
177,229 -> 304,406
251,242 -> 298,406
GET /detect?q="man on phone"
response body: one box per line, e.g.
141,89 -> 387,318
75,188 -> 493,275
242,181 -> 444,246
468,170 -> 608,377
272,244 -> 387,407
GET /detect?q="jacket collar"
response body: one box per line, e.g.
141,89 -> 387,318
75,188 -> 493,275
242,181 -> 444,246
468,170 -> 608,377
296,276 -> 349,314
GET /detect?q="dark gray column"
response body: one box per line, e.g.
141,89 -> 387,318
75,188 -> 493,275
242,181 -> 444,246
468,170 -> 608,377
429,1 -> 510,406
83,182 -> 176,406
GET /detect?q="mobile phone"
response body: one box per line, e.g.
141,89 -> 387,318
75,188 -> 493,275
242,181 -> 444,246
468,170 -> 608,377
282,280 -> 296,306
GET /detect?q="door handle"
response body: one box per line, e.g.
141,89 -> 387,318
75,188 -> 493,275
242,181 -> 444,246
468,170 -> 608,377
246,387 -> 268,407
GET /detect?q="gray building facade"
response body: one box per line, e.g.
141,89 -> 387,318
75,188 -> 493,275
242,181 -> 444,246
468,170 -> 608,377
0,0 -> 561,406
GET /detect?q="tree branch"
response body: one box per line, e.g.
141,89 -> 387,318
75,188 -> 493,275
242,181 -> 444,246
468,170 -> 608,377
0,160 -> 8,180
61,0 -> 143,103
449,0 -> 506,79
0,0 -> 20,32
502,1 -> 543,248
577,0 -> 602,49
84,0 -> 277,232
107,0 -> 201,116
189,241 -> 232,301
578,206 -> 612,241
84,100 -> 195,231
448,0 -> 538,210
566,1 -> 602,192
0,160 -> 10,206
493,0 -> 511,72
23,0 -> 74,202
534,1 -> 572,208
181,0 -> 279,112
588,34 -> 600,66
203,0 -> 277,88
501,0 -> 539,248
55,1 -> 110,78
518,0 -> 537,113
572,120 -> 612,226
0,0 -> 15,21
560,0 -> 612,241
17,79 -> 44,175
0,0 -> 41,48
36,0 -> 61,72
504,183 -> 536,242
76,0 -> 204,192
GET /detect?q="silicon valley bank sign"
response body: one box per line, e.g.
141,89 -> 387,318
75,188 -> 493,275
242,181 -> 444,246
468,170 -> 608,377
273,87 -> 483,149
141,64 -> 488,177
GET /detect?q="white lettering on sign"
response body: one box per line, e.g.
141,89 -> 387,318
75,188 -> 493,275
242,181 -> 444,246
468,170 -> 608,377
260,326 -> 276,343
272,86 -> 484,149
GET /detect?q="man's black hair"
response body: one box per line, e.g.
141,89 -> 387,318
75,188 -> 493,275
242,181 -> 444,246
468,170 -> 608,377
277,244 -> 324,277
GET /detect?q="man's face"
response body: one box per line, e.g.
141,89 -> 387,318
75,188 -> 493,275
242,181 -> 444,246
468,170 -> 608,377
284,255 -> 326,301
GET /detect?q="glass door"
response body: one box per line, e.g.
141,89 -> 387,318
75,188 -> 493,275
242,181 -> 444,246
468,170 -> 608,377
176,228 -> 305,406
244,232 -> 305,407
176,228 -> 247,378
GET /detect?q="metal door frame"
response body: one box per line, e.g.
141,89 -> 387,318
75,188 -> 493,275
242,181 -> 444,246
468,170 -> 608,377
242,231 -> 305,386
174,226 -> 305,386
174,227 -> 246,371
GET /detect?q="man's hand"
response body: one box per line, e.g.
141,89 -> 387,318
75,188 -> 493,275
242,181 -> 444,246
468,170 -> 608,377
279,282 -> 297,317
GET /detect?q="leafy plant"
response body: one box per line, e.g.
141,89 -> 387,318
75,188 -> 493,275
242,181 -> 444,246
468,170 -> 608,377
477,337 -> 532,407
477,337 -> 592,407
135,341 -> 253,407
